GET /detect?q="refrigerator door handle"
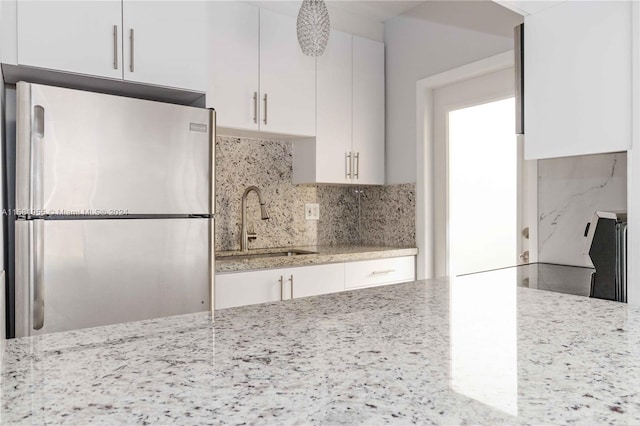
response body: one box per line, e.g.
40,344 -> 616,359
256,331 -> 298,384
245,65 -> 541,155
31,105 -> 45,215
32,220 -> 45,330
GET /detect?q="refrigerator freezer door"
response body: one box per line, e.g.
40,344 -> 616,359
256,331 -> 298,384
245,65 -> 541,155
15,218 -> 212,337
16,83 -> 213,215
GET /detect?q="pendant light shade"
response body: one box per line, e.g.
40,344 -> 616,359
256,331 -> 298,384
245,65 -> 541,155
297,0 -> 331,57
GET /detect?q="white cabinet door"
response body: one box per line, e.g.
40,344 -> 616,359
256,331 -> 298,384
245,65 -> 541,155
352,36 -> 385,185
259,8 -> 316,137
524,1 -> 632,159
17,0 -> 123,79
315,30 -> 353,184
215,269 -> 285,310
286,264 -> 345,299
345,257 -> 415,290
207,2 -> 260,130
122,0 -> 207,91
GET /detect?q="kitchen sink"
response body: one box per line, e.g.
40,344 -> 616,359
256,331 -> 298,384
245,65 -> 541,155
216,249 -> 317,261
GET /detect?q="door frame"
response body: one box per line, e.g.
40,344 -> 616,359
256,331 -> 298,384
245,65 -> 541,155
415,51 -> 538,279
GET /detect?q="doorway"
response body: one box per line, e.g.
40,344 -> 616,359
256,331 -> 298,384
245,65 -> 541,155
433,67 -> 529,277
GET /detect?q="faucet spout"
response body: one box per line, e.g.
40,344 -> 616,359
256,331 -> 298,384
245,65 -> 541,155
241,186 -> 270,252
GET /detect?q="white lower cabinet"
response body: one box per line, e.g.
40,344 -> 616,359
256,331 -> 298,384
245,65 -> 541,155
345,256 -> 416,290
285,264 -> 345,299
215,263 -> 345,310
215,268 -> 284,310
215,256 -> 416,310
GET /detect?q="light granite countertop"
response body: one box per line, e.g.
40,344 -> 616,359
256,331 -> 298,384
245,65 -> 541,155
2,267 -> 640,424
215,245 -> 418,273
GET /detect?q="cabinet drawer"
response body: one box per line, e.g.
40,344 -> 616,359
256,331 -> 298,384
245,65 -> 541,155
345,256 -> 415,289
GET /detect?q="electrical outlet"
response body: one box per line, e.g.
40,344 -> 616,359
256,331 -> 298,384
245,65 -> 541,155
305,203 -> 320,220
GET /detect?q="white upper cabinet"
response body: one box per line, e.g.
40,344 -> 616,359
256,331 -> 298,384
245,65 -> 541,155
122,1 -> 207,91
352,35 -> 385,185
207,6 -> 315,137
293,33 -> 385,185
207,1 -> 260,131
17,0 -> 123,79
314,29 -> 353,184
524,1 -> 632,159
259,8 -> 316,137
15,0 -> 206,92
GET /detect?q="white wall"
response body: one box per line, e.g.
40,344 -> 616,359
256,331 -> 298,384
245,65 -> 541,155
384,1 -> 522,184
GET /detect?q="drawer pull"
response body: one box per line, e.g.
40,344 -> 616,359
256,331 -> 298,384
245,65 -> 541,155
371,269 -> 395,275
279,275 -> 284,301
289,274 -> 294,299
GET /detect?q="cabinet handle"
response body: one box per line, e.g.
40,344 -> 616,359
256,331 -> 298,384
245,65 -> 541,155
372,269 -> 395,275
345,152 -> 352,179
263,94 -> 268,125
253,92 -> 258,124
112,25 -> 118,70
129,28 -> 135,72
279,275 -> 284,301
288,274 -> 294,299
354,152 -> 360,179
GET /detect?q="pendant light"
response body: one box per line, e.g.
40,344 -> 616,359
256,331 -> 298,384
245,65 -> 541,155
297,0 -> 331,57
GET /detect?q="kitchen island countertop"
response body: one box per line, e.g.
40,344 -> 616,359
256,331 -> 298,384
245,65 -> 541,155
2,268 -> 640,424
216,245 -> 418,273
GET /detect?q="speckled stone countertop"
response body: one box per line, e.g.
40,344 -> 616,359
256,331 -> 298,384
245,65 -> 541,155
2,267 -> 640,424
215,245 -> 418,273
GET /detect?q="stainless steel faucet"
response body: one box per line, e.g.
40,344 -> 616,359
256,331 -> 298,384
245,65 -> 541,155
241,186 -> 270,252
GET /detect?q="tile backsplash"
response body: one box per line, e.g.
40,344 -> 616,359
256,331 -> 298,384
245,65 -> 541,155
538,152 -> 627,267
215,136 -> 416,251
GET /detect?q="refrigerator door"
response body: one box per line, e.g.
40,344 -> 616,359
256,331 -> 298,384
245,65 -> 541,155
16,83 -> 213,215
15,218 -> 212,337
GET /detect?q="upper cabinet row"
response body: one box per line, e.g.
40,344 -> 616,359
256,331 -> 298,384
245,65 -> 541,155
15,0 -> 207,92
208,1 -> 385,185
524,0 -> 632,159
207,3 -> 315,137
6,1 -> 385,183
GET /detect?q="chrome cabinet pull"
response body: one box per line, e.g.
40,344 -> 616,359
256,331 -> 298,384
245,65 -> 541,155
354,152 -> 360,179
345,152 -> 352,179
288,274 -> 294,299
372,269 -> 395,275
129,29 -> 135,72
263,94 -> 268,125
279,275 -> 284,301
113,25 -> 118,70
253,92 -> 258,124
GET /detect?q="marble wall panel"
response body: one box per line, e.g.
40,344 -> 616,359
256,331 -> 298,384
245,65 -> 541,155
538,152 -> 627,266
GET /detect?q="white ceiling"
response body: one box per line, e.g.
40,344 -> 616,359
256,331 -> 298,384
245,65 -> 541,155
326,1 -> 426,23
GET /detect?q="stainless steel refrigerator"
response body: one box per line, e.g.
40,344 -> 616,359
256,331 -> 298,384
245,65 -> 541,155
11,82 -> 215,338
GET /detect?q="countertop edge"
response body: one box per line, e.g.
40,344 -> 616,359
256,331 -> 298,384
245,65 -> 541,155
215,246 -> 418,273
